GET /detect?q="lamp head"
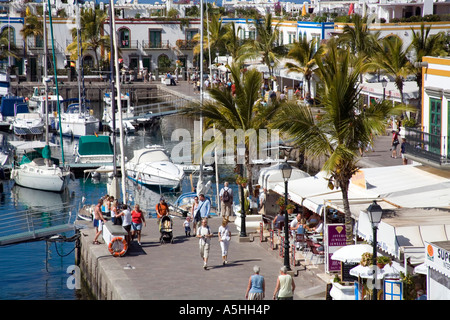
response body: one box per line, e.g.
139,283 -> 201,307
367,200 -> 383,227
280,160 -> 292,181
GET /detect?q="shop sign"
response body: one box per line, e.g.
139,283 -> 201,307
425,241 -> 450,278
326,224 -> 346,272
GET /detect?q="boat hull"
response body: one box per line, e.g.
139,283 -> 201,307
126,162 -> 184,188
11,165 -> 71,192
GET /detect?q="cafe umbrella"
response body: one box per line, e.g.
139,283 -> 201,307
331,244 -> 373,264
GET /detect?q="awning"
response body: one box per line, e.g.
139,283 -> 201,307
258,163 -> 310,190
350,164 -> 450,209
271,171 -> 386,217
357,208 -> 450,260
358,81 -> 419,104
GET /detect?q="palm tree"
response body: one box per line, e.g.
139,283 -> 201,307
0,28 -> 19,61
285,37 -> 324,99
272,41 -> 395,244
182,64 -> 279,194
222,22 -> 252,67
370,36 -> 413,104
193,14 -> 227,60
249,13 -> 286,75
337,14 -> 381,82
410,23 -> 446,105
338,14 -> 381,60
66,8 -> 110,69
20,11 -> 43,42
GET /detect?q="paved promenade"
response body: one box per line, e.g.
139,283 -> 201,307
79,82 -> 406,302
81,215 -> 329,300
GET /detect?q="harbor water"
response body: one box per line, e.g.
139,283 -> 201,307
0,115 -> 241,300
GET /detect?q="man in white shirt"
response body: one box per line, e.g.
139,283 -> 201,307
197,218 -> 213,269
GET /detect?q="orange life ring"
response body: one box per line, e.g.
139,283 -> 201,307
108,237 -> 128,257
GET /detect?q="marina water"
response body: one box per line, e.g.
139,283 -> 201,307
0,115 -> 239,300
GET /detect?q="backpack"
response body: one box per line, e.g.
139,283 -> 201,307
222,188 -> 231,203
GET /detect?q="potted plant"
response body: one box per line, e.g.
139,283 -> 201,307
376,256 -> 392,269
235,175 -> 248,186
276,197 -> 286,210
286,203 -> 295,214
360,252 -> 373,267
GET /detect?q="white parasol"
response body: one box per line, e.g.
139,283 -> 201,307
350,264 -> 401,280
331,244 -> 374,263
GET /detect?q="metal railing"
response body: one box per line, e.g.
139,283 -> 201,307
141,40 -> 171,50
175,39 -> 198,50
119,40 -> 140,49
0,204 -> 77,246
404,127 -> 450,165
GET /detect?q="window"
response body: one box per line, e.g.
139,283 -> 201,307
186,29 -> 198,41
149,30 -> 162,48
288,32 -> 295,44
430,97 -> 442,154
119,28 -> 130,48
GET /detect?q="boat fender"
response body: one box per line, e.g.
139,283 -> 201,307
108,237 -> 128,257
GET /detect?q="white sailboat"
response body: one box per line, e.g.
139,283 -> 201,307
10,4 -> 72,193
56,4 -> 100,138
10,140 -> 72,192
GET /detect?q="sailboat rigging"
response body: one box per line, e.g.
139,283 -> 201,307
10,1 -> 72,193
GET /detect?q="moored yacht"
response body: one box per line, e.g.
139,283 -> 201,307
125,145 -> 185,189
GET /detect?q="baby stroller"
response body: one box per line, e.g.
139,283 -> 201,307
159,215 -> 174,244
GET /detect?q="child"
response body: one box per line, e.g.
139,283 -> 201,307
184,216 -> 191,237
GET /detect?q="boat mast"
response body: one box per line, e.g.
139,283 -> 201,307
76,4 -> 82,113
108,1 -> 117,177
46,0 -> 65,165
43,2 -> 50,163
110,0 -> 126,202
199,0 -> 204,181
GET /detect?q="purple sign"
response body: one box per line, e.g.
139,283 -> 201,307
326,224 -> 346,272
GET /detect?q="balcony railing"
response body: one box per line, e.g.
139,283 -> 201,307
119,40 -> 140,49
141,40 -> 170,50
175,39 -> 198,50
404,127 -> 450,166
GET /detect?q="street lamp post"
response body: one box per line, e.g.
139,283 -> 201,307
270,60 -> 275,90
281,160 -> 293,270
367,200 -> 383,300
381,78 -> 387,101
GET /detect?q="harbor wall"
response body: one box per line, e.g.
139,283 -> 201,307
78,227 -> 141,300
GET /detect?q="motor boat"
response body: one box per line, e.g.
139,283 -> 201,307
56,102 -> 100,138
9,141 -> 72,193
27,86 -> 63,130
74,135 -> 115,164
11,103 -> 45,137
103,91 -> 135,134
125,145 -> 185,189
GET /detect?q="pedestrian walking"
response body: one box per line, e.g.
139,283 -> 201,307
190,196 -> 199,236
131,204 -> 146,245
273,266 -> 296,300
401,138 -> 408,165
219,182 -> 233,217
93,199 -> 106,245
184,216 -> 191,237
116,204 -> 132,245
197,218 -> 213,269
195,194 -> 211,230
245,265 -> 265,300
218,217 -> 231,265
391,130 -> 400,159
